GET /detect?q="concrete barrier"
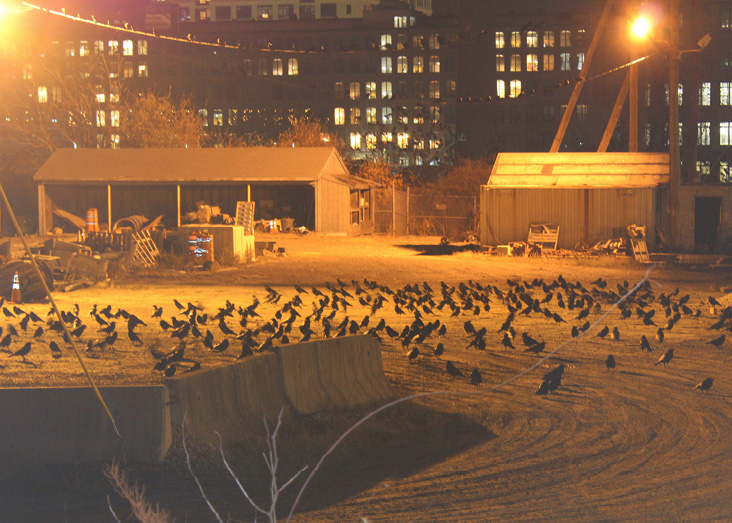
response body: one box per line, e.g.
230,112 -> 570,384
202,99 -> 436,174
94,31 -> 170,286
275,341 -> 332,415
0,385 -> 170,466
166,352 -> 289,445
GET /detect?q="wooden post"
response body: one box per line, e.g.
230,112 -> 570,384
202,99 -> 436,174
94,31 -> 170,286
107,184 -> 112,231
177,184 -> 181,227
598,72 -> 630,152
392,183 -> 396,235
406,186 -> 410,235
668,0 -> 681,250
629,61 -> 638,152
37,183 -> 45,235
551,0 -> 616,152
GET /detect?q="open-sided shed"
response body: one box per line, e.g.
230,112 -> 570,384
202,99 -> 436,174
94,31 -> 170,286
34,147 -> 375,235
480,152 -> 670,249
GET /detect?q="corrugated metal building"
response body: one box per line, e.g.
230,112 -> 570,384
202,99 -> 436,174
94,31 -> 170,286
34,147 -> 374,235
480,153 -> 670,249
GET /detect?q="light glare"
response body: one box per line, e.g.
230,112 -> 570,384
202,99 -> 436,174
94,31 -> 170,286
632,17 -> 651,39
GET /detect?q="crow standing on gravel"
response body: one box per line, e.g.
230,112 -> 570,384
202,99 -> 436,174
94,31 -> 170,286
693,377 -> 714,393
446,361 -> 464,379
605,354 -> 616,370
655,349 -> 675,367
709,335 -> 726,349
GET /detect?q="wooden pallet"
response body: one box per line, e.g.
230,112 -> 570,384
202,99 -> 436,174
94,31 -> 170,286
235,201 -> 256,235
130,229 -> 161,267
630,237 -> 651,263
527,223 -> 559,251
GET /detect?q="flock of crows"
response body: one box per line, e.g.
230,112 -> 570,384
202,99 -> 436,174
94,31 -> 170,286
0,275 -> 728,396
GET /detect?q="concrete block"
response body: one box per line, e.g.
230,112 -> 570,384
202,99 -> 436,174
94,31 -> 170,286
276,341 -> 332,415
166,353 -> 289,445
0,385 -> 170,466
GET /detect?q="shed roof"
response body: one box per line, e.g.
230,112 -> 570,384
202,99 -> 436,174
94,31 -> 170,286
34,147 -> 355,185
486,152 -> 669,188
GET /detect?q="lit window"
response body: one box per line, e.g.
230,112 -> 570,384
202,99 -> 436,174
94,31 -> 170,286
495,32 -> 505,49
334,107 -> 345,125
698,121 -> 711,145
429,80 -> 440,99
721,161 -> 731,183
543,54 -> 554,71
413,109 -> 424,124
723,4 -> 732,28
111,134 -> 120,149
577,52 -> 585,70
110,86 -> 120,103
430,106 -> 440,123
288,58 -> 298,75
544,31 -> 554,47
95,86 -> 105,103
397,34 -> 408,50
394,15 -> 407,28
510,55 -> 521,72
397,56 -> 408,73
199,108 -> 208,127
664,83 -> 683,105
110,109 -> 120,127
365,82 -> 377,99
213,109 -> 223,126
94,40 -> 104,54
645,123 -> 651,146
696,161 -> 711,177
496,54 -> 505,72
138,63 -> 148,77
228,109 -> 237,125
350,107 -> 361,125
497,79 -> 506,98
700,82 -> 711,106
108,40 -> 118,55
366,107 -> 377,124
560,53 -> 571,71
720,122 -> 732,145
382,81 -> 393,99
526,31 -> 538,47
429,138 -> 441,150
138,40 -> 148,55
382,131 -> 393,143
510,79 -> 522,98
37,86 -> 47,103
382,107 -> 392,124
381,56 -> 392,74
22,64 -> 31,80
511,31 -> 521,47
527,54 -> 538,72
429,34 -> 440,49
576,104 -> 588,122
96,110 -> 106,127
446,80 -> 456,96
366,133 -> 377,149
350,82 -> 361,100
350,132 -> 362,150
380,34 -> 393,50
79,41 -> 89,57
721,82 -> 732,105
257,6 -> 272,19
560,30 -> 571,47
66,41 -> 75,57
273,58 -> 283,75
123,61 -> 134,78
413,56 -> 424,73
51,87 -> 61,102
122,40 -> 134,56
397,132 -> 409,149
429,56 -> 440,73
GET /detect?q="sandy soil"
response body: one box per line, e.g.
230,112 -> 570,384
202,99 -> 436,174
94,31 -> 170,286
2,233 -> 732,522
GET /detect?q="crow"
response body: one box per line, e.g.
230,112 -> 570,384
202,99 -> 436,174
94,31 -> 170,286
524,341 -> 546,355
709,296 -> 721,307
2,307 -> 15,318
182,362 -> 202,374
407,346 -> 419,362
571,326 -> 579,338
19,315 -> 30,331
596,326 -> 609,338
159,319 -> 173,331
709,335 -> 726,348
152,305 -> 163,318
522,332 -> 539,346
463,320 -> 475,335
656,328 -> 665,343
219,321 -> 235,336
611,327 -> 621,341
501,333 -> 515,349
128,330 -> 143,345
536,380 -> 550,397
445,361 -> 464,379
693,377 -> 714,393
9,342 -> 32,361
470,367 -> 482,385
605,354 -> 616,370
640,335 -> 652,352
212,339 -> 229,352
12,306 -> 26,316
99,321 -> 116,334
49,340 -> 62,359
655,348 -> 674,367
29,312 -> 43,323
173,299 -> 185,310
434,343 -> 445,358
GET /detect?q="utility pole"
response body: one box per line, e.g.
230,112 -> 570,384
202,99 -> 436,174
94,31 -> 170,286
668,0 -> 681,250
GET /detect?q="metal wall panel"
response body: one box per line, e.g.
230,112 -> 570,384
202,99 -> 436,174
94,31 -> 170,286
481,187 -> 658,249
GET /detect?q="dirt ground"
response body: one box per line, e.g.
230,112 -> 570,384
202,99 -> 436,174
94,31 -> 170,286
3,233 -> 732,522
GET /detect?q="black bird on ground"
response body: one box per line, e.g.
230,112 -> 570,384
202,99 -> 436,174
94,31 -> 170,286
709,335 -> 726,348
446,361 -> 464,379
655,349 -> 675,367
212,339 -> 230,352
407,346 -> 419,362
99,321 -> 116,334
536,380 -> 550,397
596,326 -> 609,338
434,343 -> 445,358
571,326 -> 580,338
152,305 -> 163,318
502,333 -> 515,349
470,367 -> 482,385
611,327 -> 621,341
173,299 -> 185,311
522,332 -> 539,347
640,335 -> 652,352
709,296 -> 721,307
9,342 -> 32,361
656,328 -> 665,343
605,354 -> 616,369
49,340 -> 62,359
524,341 -> 546,355
33,326 -> 44,338
128,330 -> 143,345
693,377 -> 714,393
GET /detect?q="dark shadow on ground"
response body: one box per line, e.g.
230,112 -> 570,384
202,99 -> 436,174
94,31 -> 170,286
0,402 -> 492,521
398,243 -> 484,256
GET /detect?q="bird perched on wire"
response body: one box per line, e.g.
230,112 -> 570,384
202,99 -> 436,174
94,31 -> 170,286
693,377 -> 714,393
655,348 -> 674,367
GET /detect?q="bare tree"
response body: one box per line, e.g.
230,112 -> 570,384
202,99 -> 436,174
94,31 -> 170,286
120,91 -> 203,148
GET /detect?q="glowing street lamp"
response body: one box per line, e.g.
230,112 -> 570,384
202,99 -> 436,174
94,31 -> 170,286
631,16 -> 652,39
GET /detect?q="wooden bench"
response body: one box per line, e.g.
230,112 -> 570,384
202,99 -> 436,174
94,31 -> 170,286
527,224 -> 560,251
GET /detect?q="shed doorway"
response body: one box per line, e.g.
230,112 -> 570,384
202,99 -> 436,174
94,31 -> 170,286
694,197 -> 721,252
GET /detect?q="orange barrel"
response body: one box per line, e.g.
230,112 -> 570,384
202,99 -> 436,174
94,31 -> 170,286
86,208 -> 99,233
188,231 -> 199,261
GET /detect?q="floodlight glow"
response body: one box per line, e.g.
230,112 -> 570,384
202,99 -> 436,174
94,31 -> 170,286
632,17 -> 652,39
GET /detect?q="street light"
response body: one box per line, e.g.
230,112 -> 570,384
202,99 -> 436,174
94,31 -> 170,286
631,16 -> 652,39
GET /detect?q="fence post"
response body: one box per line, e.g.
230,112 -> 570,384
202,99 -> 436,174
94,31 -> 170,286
391,184 -> 396,235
